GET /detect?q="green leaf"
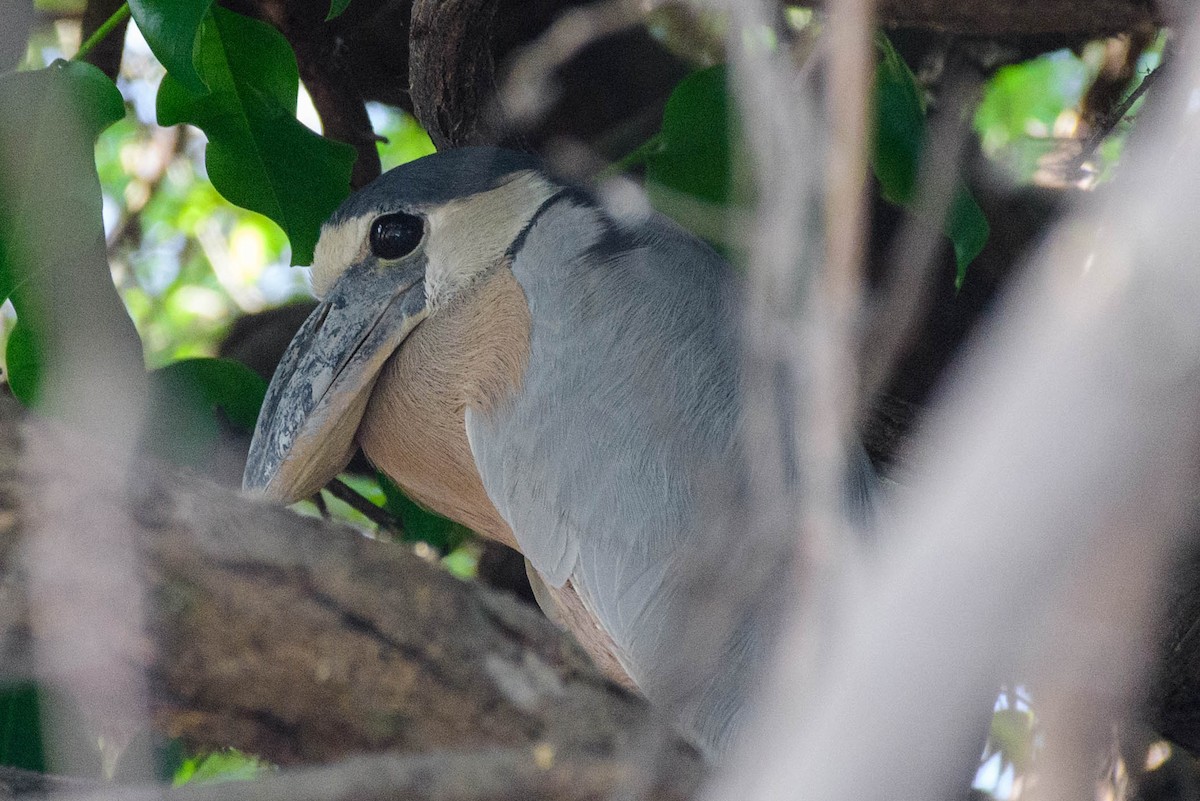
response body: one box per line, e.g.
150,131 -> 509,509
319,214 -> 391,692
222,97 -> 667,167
441,547 -> 478,579
0,58 -> 121,145
173,749 -> 270,786
128,0 -> 214,95
0,60 -> 128,405
156,7 -> 356,265
628,44 -> 990,282
154,357 -> 267,433
378,474 -> 472,554
5,322 -> 43,407
873,34 -> 989,282
645,65 -> 732,207
872,35 -> 925,206
0,684 -> 46,773
974,50 -> 1097,182
989,707 -> 1036,774
621,65 -> 739,250
326,0 -> 353,21
947,187 -> 989,288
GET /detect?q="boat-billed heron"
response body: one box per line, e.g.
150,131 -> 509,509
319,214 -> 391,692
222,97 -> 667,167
244,146 -> 871,754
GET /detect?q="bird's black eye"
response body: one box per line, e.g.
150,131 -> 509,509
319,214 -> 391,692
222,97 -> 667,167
369,212 -> 424,260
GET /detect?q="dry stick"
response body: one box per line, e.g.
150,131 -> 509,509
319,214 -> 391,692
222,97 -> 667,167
312,488 -> 330,519
822,0 -> 873,312
12,72 -> 156,777
324,478 -> 405,537
1021,26 -> 1200,801
1024,518 -> 1168,801
498,7 -> 736,795
1070,63 -> 1162,175
702,2 -> 881,799
686,2 -> 860,797
602,17 -> 829,801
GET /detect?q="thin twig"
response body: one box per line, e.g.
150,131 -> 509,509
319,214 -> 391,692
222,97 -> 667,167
1071,64 -> 1162,173
324,477 -> 405,537
73,1 -> 129,63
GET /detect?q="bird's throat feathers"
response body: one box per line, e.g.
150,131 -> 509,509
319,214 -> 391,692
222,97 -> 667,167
357,266 -> 532,548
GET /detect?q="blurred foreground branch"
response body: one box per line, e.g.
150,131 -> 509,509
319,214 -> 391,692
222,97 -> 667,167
713,4 -> 1200,799
3,748 -> 699,801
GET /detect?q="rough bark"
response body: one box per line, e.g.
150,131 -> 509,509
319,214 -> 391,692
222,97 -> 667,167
0,398 -> 704,785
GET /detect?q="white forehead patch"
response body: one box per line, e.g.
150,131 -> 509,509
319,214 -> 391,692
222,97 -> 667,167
423,171 -> 557,309
309,214 -> 372,298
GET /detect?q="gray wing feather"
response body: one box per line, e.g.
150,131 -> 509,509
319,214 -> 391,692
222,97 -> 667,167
467,194 -> 874,752
466,196 -> 740,675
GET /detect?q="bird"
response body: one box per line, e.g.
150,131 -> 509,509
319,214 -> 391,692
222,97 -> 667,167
243,146 -> 873,755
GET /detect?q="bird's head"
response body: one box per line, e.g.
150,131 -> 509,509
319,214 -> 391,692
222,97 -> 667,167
242,147 -> 559,502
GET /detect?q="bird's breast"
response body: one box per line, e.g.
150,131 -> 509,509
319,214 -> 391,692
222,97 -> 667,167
357,265 -> 531,549
357,261 -> 640,691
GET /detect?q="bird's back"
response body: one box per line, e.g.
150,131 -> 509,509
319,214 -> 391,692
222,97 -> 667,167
467,191 -> 762,751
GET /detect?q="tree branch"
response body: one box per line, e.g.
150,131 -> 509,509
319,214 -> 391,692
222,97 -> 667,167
0,400 -> 704,780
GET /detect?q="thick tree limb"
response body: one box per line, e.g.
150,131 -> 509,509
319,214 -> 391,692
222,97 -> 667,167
0,399 -> 704,785
408,0 -> 504,150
